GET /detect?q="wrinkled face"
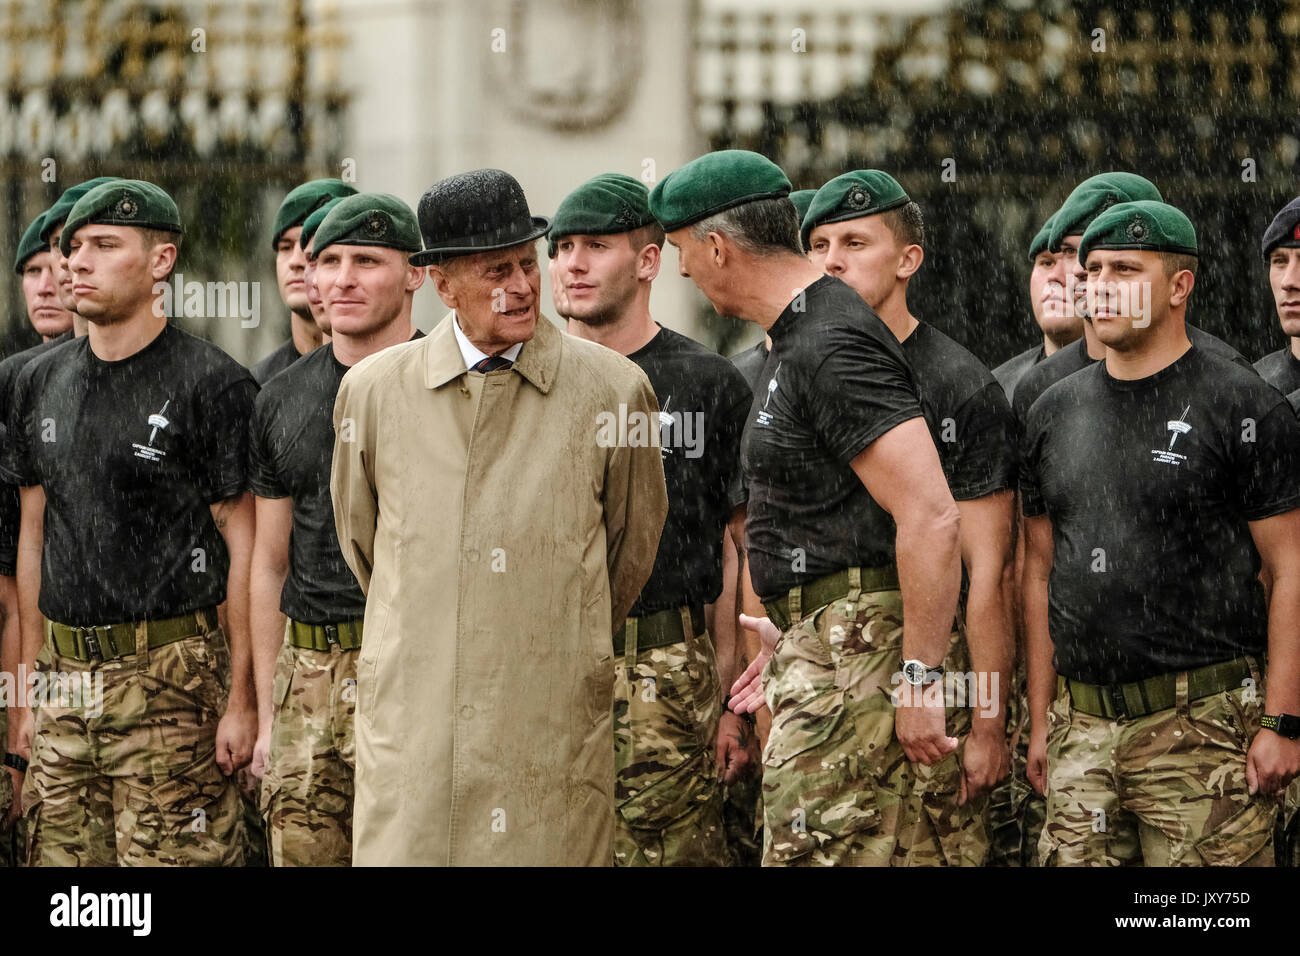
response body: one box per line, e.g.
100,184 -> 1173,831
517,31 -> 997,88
1268,246 -> 1300,338
665,227 -> 732,315
1086,248 -> 1168,351
303,239 -> 328,333
431,241 -> 541,353
806,216 -> 902,311
46,223 -> 78,312
275,226 -> 310,316
20,251 -> 75,338
66,224 -> 171,326
315,243 -> 419,338
552,233 -> 641,326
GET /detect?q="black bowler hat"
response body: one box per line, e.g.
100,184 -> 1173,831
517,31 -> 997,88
410,168 -> 551,267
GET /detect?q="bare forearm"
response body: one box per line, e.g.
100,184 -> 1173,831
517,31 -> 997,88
714,537 -> 740,691
1023,573 -> 1057,738
964,565 -> 1013,732
895,512 -> 961,666
1264,572 -> 1300,716
249,565 -> 288,728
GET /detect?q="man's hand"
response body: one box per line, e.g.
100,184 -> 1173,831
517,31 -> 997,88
716,710 -> 756,785
249,724 -> 272,780
959,726 -> 1010,805
892,681 -> 957,766
216,701 -> 256,775
14,707 -> 32,761
728,613 -> 781,714
1246,730 -> 1300,796
1027,722 -> 1048,796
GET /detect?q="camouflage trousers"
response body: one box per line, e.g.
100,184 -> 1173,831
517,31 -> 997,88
1279,778 -> 1300,867
1040,667 -> 1276,866
985,668 -> 1046,866
760,587 -> 987,867
261,631 -> 356,867
0,703 -> 13,866
23,620 -> 246,866
613,617 -> 732,866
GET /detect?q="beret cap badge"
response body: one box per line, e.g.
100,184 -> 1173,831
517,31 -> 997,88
114,197 -> 139,219
365,215 -> 388,238
845,187 -> 871,210
1126,218 -> 1149,242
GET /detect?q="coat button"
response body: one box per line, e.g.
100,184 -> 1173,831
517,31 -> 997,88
460,704 -> 475,719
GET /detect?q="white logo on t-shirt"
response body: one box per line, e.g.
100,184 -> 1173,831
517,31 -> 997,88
1152,405 -> 1191,466
132,399 -> 171,463
757,362 -> 781,428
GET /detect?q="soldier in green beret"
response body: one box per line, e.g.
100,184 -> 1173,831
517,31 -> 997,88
991,213 -> 1082,402
297,197 -> 347,336
248,193 -> 425,866
38,176 -> 119,341
1021,200 -> 1300,865
803,169 -> 1015,865
252,179 -> 358,384
4,179 -> 259,865
549,172 -> 754,866
651,149 -> 964,866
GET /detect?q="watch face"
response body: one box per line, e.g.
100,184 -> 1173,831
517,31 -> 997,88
903,661 -> 924,686
1280,715 -> 1300,739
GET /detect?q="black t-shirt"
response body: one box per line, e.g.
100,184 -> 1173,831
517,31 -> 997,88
250,339 -> 308,385
741,275 -> 923,602
1019,346 -> 1300,683
901,321 -> 1017,501
730,340 -> 769,393
1254,346 -> 1300,396
0,324 -> 257,625
249,334 -> 422,624
1013,324 -> 1250,429
624,326 -> 751,616
992,342 -> 1045,402
0,330 -> 75,576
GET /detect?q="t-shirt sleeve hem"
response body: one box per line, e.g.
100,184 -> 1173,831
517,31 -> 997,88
949,475 -> 1017,501
832,408 -> 924,465
1241,494 -> 1300,523
249,481 -> 289,500
200,479 -> 249,505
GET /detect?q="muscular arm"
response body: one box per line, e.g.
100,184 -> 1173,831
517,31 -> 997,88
249,495 -> 292,775
211,492 -> 256,773
852,415 -> 962,765
1021,512 -> 1057,795
1246,509 -> 1300,795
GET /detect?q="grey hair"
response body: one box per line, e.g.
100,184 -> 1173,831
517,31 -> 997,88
688,197 -> 803,257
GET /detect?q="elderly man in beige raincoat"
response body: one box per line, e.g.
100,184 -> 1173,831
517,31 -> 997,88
331,169 -> 668,866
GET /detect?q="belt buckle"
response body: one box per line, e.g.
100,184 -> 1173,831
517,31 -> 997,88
324,624 -> 339,648
1107,684 -> 1128,719
78,626 -> 106,663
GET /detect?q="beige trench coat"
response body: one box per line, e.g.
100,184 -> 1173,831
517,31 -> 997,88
331,312 -> 666,866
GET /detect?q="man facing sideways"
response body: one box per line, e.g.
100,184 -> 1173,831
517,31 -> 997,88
1256,196 -> 1300,397
1022,200 -> 1300,865
251,179 -> 357,384
3,179 -> 258,865
804,169 -> 1015,866
248,194 -> 425,866
550,173 -> 754,866
331,169 -> 667,865
650,149 -> 963,867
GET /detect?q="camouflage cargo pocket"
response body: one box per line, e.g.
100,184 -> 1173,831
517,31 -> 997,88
115,748 -> 243,867
761,705 -> 879,864
1193,797 -> 1276,866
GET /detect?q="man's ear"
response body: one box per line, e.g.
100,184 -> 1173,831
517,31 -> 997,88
149,242 -> 178,281
406,263 -> 427,294
897,243 -> 924,281
636,242 -> 661,283
428,265 -> 457,309
707,231 -> 727,268
1169,268 -> 1195,308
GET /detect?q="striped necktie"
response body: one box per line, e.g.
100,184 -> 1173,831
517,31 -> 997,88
472,355 -> 513,373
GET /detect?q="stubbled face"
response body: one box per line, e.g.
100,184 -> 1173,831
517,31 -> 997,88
1056,235 -> 1090,320
552,233 -> 641,326
65,224 -> 171,326
20,250 -> 75,338
315,243 -> 420,338
807,216 -> 903,311
1086,247 -> 1168,352
431,241 -> 541,353
1030,248 -> 1079,340
275,226 -> 310,317
665,227 -> 736,316
1268,246 -> 1300,338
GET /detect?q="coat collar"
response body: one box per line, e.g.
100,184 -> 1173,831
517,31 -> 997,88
423,310 -> 559,394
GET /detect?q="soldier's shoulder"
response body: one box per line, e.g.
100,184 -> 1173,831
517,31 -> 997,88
343,333 -> 428,388
559,328 -> 652,394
